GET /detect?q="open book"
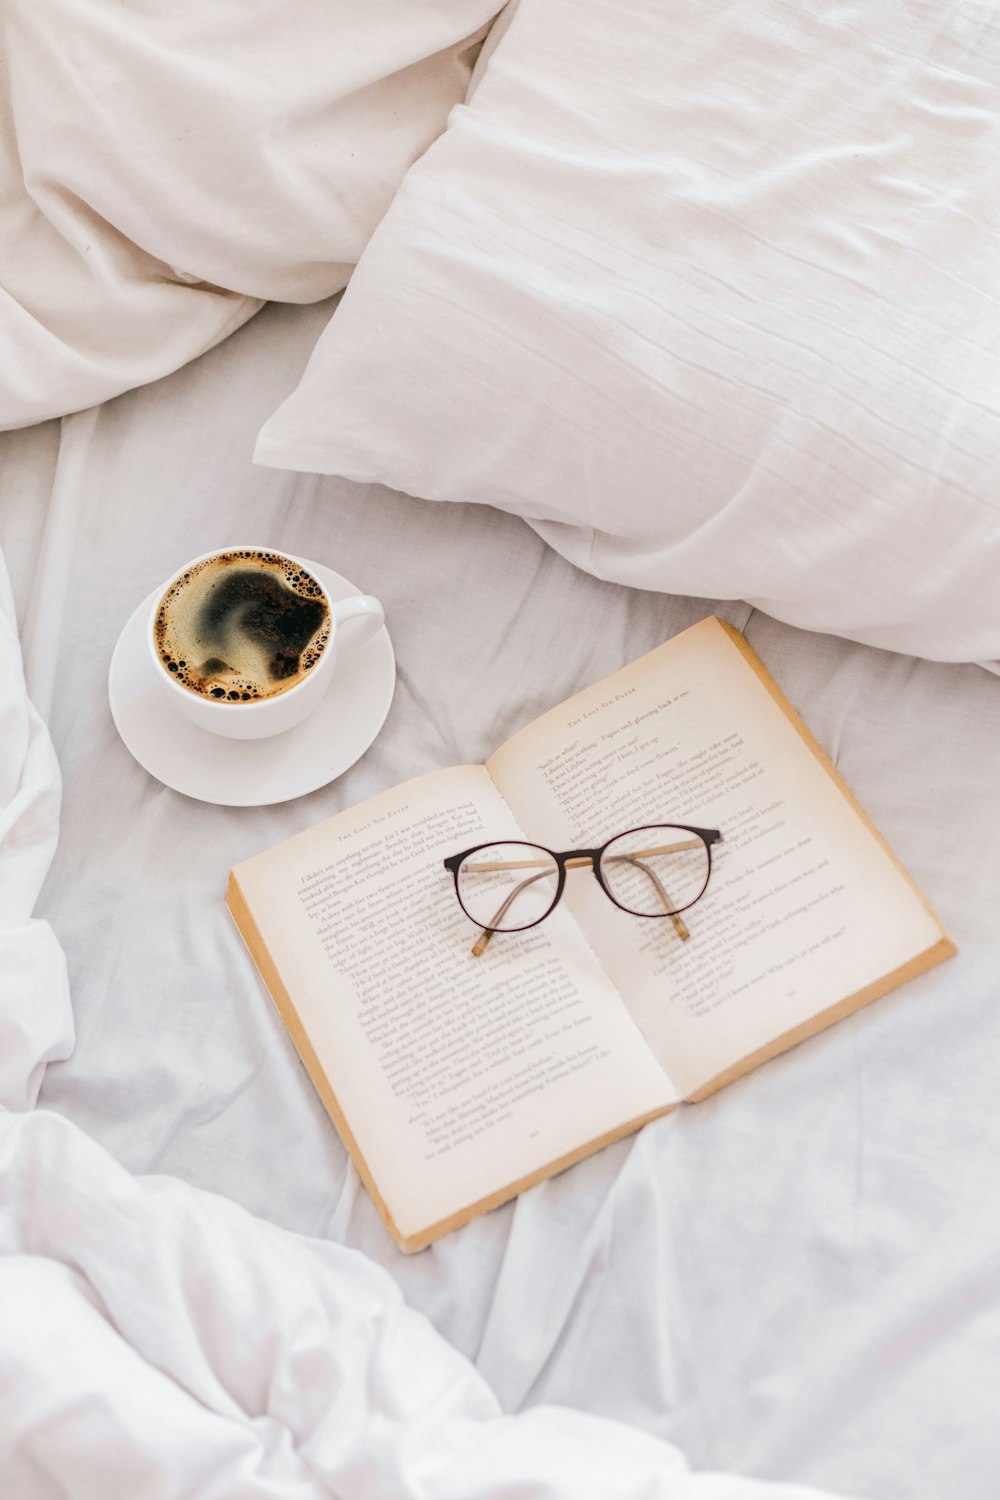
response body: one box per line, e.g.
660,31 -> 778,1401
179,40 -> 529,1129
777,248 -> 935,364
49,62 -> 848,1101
228,617 -> 954,1252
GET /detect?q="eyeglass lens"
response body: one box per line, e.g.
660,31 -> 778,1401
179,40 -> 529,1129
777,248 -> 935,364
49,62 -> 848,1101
598,826 -> 710,916
456,842 -> 560,933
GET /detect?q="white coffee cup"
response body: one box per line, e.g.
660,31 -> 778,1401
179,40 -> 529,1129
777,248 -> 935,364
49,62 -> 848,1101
147,546 -> 384,740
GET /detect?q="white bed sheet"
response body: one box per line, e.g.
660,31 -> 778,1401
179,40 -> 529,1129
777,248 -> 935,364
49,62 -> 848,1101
1,301 -> 998,1498
0,559 -> 843,1500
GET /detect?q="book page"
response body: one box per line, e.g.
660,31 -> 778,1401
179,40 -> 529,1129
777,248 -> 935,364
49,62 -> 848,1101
487,618 -> 950,1098
231,765 -> 676,1243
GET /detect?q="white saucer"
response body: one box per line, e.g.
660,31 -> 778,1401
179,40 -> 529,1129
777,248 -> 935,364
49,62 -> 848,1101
108,560 -> 396,806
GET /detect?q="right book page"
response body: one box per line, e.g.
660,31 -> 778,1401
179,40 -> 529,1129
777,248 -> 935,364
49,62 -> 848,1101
487,617 -> 955,1100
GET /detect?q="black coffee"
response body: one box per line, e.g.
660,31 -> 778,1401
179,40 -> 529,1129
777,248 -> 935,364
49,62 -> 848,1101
154,550 -> 330,701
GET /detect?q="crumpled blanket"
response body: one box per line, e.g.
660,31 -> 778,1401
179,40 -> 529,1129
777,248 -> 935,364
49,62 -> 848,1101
0,544 -> 857,1499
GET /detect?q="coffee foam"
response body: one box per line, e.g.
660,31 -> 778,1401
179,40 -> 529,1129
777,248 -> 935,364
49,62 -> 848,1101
154,550 -> 330,701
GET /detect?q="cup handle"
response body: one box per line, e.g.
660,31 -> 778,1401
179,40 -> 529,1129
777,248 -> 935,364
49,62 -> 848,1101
332,595 -> 385,656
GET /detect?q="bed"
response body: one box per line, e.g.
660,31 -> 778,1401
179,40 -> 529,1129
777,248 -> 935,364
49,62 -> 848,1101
2,2 -> 999,1495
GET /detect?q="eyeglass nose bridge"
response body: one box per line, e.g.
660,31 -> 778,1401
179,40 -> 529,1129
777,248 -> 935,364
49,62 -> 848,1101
561,852 -> 598,871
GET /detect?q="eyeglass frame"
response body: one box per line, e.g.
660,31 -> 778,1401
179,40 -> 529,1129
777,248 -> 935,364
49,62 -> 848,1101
443,824 -> 723,950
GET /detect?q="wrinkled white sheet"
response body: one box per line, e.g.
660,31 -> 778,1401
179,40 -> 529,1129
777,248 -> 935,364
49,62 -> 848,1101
0,0 -> 500,429
1,302 -> 999,1497
0,493 -> 848,1499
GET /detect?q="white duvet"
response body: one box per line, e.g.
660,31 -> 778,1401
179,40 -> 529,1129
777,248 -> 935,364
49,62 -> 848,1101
0,546 -> 850,1496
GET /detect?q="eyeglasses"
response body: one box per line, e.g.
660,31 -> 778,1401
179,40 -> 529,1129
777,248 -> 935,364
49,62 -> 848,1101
444,824 -> 722,956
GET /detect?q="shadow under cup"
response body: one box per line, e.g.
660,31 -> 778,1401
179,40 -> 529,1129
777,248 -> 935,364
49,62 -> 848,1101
147,547 -> 384,740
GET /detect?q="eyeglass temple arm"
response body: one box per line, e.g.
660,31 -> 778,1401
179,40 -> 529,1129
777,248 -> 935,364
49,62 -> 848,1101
470,854 -> 692,957
464,839 -> 704,875
471,868 -> 554,957
603,854 -> 690,942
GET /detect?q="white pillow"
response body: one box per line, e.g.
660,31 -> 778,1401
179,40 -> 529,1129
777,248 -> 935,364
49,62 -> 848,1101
256,0 -> 1000,666
1,0 -> 501,430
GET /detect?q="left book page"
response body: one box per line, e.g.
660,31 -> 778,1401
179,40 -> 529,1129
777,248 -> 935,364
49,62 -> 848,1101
228,764 -> 676,1251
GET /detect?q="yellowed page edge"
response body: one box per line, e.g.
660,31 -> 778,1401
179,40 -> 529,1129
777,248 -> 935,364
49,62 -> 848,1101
226,870 -> 410,1253
686,935 -> 956,1101
716,618 -> 956,944
395,1099 -> 676,1252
